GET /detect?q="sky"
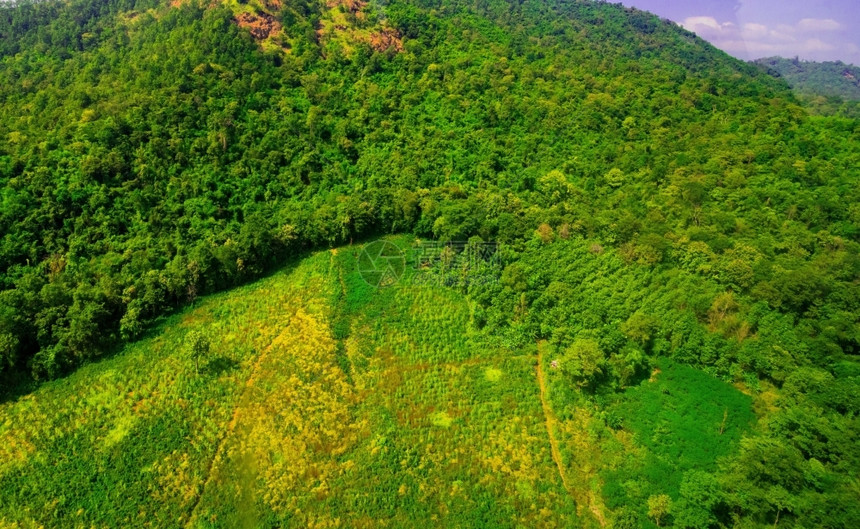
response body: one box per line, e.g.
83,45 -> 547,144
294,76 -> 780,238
620,0 -> 860,65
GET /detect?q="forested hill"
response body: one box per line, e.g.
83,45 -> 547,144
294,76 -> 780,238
0,0 -> 857,382
754,56 -> 860,117
754,57 -> 860,100
1,0 -> 859,526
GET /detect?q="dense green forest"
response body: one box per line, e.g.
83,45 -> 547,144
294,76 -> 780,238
754,56 -> 860,118
1,0 -> 859,527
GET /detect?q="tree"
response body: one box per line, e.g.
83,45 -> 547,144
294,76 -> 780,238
675,471 -> 722,529
559,337 -> 605,389
608,346 -> 648,387
605,167 -> 625,188
621,312 -> 658,346
538,169 -> 576,204
536,223 -> 555,244
0,332 -> 19,374
186,330 -> 211,374
648,494 -> 672,528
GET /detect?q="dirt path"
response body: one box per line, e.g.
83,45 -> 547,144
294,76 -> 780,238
536,342 -> 571,494
330,248 -> 347,298
183,335 -> 278,528
536,341 -> 608,527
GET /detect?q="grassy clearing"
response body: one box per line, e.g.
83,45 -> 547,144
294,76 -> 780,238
600,359 -> 755,524
0,255 -> 329,528
0,244 -> 578,528
0,241 -> 755,528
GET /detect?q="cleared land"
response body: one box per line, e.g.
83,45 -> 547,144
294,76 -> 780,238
0,240 -> 752,528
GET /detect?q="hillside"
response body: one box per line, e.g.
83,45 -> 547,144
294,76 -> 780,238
0,0 -> 859,527
2,0 -> 857,381
0,242 -> 756,528
754,57 -> 860,117
754,57 -> 860,100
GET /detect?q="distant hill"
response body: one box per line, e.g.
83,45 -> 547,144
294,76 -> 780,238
754,56 -> 860,116
754,56 -> 860,99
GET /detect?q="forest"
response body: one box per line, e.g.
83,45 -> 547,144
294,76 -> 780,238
754,56 -> 860,118
0,0 -> 858,527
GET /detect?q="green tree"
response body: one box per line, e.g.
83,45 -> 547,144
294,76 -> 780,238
605,167 -> 625,188
559,337 -> 605,389
647,494 -> 672,528
186,330 -> 211,375
621,312 -> 658,346
675,471 -> 722,529
0,332 -> 18,373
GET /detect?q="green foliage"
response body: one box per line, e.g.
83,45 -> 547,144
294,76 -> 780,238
601,359 -> 755,525
0,249 -> 579,527
2,0 -> 858,384
185,329 -> 210,374
0,0 -> 857,526
558,337 -> 605,389
0,332 -> 18,373
754,57 -> 860,117
647,493 -> 672,527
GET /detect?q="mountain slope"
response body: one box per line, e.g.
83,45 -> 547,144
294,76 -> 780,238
2,0 -> 855,378
0,246 -> 582,527
754,56 -> 860,117
0,241 -> 762,528
754,56 -> 860,100
0,0 -> 858,527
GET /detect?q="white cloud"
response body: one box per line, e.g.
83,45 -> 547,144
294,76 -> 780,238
682,15 -> 856,63
801,38 -> 836,52
768,30 -> 796,43
682,16 -> 720,31
741,23 -> 769,40
681,16 -> 733,36
796,18 -> 842,32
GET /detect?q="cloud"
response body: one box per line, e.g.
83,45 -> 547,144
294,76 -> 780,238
796,18 -> 842,32
681,15 -> 856,63
768,30 -> 795,43
802,38 -> 836,52
741,23 -> 769,40
681,16 -> 732,36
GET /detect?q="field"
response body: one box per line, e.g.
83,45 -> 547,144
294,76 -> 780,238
600,359 -> 755,526
0,238 -> 754,528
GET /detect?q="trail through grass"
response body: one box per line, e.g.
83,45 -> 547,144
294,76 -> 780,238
0,241 -> 753,528
0,244 -> 577,528
536,341 -> 571,495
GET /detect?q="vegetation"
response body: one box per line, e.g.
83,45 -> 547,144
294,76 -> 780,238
601,359 -> 756,526
754,56 -> 860,117
0,0 -> 858,526
0,247 -> 580,527
185,330 -> 210,374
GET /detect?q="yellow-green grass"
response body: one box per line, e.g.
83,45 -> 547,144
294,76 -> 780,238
0,243 -> 580,528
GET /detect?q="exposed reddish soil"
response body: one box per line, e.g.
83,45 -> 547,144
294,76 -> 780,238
327,0 -> 367,13
235,12 -> 282,40
368,27 -> 403,52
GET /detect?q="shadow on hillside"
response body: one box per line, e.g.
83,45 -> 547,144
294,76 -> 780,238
0,233 -> 394,406
0,252 -> 317,406
204,356 -> 240,376
0,369 -> 38,406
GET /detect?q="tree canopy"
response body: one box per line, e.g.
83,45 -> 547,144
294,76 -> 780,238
0,0 -> 858,526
